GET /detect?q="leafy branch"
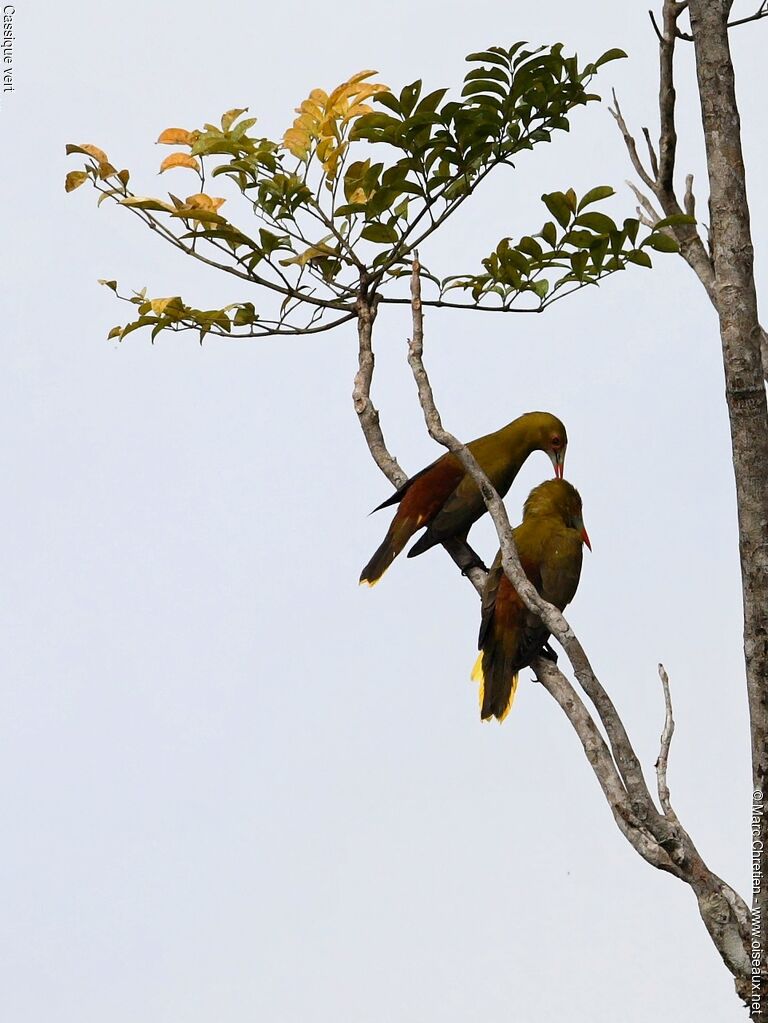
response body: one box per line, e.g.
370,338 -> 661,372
66,41 -> 679,345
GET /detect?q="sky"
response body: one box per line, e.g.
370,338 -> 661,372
1,2 -> 765,1020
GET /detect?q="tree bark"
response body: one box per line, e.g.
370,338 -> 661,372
688,2 -> 768,1014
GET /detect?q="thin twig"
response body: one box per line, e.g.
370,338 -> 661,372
655,663 -> 679,822
352,294 -> 407,488
627,180 -> 662,227
642,126 -> 660,179
351,285 -> 488,590
608,92 -> 656,190
683,173 -> 696,219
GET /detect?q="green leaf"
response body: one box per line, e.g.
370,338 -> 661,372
233,302 -> 257,326
462,80 -> 508,101
502,248 -> 531,275
626,249 -> 653,268
542,192 -> 572,228
517,236 -> 542,258
98,279 -> 118,292
574,211 -> 616,234
644,232 -> 680,253
361,223 -> 399,244
415,88 -> 449,114
120,316 -> 157,340
577,185 -> 615,211
221,107 -> 248,132
654,214 -> 697,229
374,92 -> 403,115
623,218 -> 640,244
595,48 -> 628,68
465,50 -> 512,68
570,251 -> 589,276
540,221 -> 558,247
259,228 -> 291,255
564,230 -> 600,249
399,80 -> 422,117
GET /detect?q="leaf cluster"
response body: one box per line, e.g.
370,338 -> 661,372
443,188 -> 693,309
64,41 -> 684,345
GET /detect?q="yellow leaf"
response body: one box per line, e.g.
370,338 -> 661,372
347,69 -> 380,85
298,98 -> 324,118
355,83 -> 389,101
294,112 -> 319,132
159,153 -> 200,174
65,170 -> 88,192
170,208 -> 225,224
279,243 -> 336,267
283,128 -> 312,160
348,187 -> 368,204
316,137 -> 334,161
184,193 -> 226,211
221,107 -> 248,132
118,169 -> 130,186
80,143 -> 109,164
119,196 -> 176,212
282,72 -> 387,177
97,188 -> 122,206
157,127 -> 193,145
342,102 -> 374,123
98,162 -> 118,179
149,296 -> 181,315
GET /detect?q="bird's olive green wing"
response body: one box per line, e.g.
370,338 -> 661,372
539,529 -> 584,611
512,527 -> 583,665
477,551 -> 504,650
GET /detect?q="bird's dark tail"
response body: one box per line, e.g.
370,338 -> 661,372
359,514 -> 420,587
406,527 -> 439,559
471,649 -> 519,723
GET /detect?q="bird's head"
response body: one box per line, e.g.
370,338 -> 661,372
523,478 -> 591,550
520,411 -> 568,478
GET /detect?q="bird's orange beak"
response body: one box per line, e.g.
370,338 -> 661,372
581,526 -> 592,552
549,448 -> 565,479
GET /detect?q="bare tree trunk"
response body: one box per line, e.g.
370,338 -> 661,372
687,2 -> 768,1015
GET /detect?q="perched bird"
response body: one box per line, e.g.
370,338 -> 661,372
359,411 -> 567,586
472,478 -> 590,723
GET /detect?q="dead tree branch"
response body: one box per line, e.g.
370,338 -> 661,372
655,663 -> 679,823
351,288 -> 488,594
612,0 -> 768,382
402,251 -> 753,1001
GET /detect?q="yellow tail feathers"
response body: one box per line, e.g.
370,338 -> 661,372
471,652 -> 518,723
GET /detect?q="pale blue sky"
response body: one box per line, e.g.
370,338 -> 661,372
1,2 -> 764,1020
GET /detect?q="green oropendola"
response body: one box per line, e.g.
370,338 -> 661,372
472,478 -> 590,722
360,411 -> 567,586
